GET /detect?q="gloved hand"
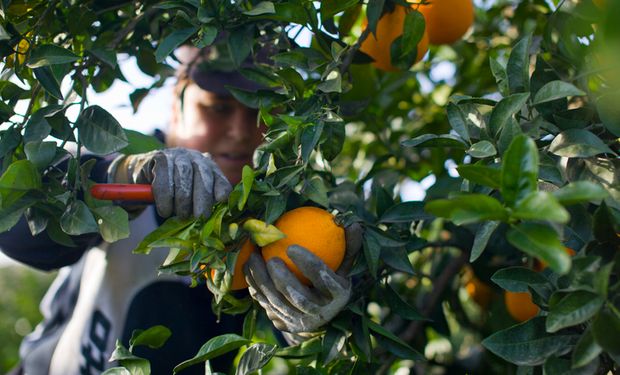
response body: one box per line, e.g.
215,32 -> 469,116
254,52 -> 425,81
244,223 -> 362,336
108,148 -> 232,219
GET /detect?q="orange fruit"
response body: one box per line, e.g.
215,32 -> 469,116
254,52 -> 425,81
418,0 -> 474,45
465,276 -> 492,308
534,247 -> 575,271
262,206 -> 346,285
504,291 -> 539,322
209,239 -> 255,290
360,4 -> 429,71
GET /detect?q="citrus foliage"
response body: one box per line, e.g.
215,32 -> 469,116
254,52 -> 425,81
0,0 -> 619,374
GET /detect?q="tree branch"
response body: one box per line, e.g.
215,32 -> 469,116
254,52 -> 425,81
377,248 -> 470,374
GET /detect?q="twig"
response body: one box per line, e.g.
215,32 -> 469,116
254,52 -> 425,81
376,249 -> 469,374
109,6 -> 157,49
339,26 -> 372,75
17,84 -> 41,129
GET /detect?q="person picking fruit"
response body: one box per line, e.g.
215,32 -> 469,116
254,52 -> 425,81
0,41 -> 361,375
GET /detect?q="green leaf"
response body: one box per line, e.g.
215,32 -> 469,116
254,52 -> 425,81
300,123 -> 324,162
507,222 -> 571,275
470,220 -> 500,262
109,341 -> 140,361
597,92 -> 620,137
467,140 -> 497,158
155,27 -> 198,63
482,317 -> 576,366
532,80 -> 586,105
101,367 -> 131,375
302,176 -> 329,208
119,129 -> 164,155
400,10 -> 426,58
456,164 -> 501,189
320,121 -> 345,161
384,284 -> 426,321
174,334 -> 250,373
553,181 -> 608,205
24,141 -> 57,170
89,47 -> 118,68
572,328 -> 602,369
24,111 -> 52,143
512,191 -> 570,223
379,201 -> 433,222
401,133 -> 467,148
363,234 -> 381,278
546,291 -> 604,333
60,200 -> 99,235
92,206 -> 130,243
0,127 -> 21,159
134,217 -> 194,254
0,160 -> 41,208
367,319 -> 424,360
33,66 -> 63,99
488,93 -> 530,137
366,0 -> 385,35
0,206 -> 27,233
549,129 -> 615,157
242,307 -> 257,340
239,165 -> 254,211
243,1 -> 276,15
275,336 -> 322,358
129,325 -> 172,350
381,246 -> 417,275
27,44 -> 79,68
76,105 -> 129,155
0,25 -> 10,41
490,56 -> 509,95
424,194 -> 509,225
235,343 -> 278,375
491,266 -> 549,292
446,102 -> 470,143
506,34 -> 531,94
543,355 -> 598,375
501,135 -> 539,207
317,69 -> 342,93
228,27 -> 253,67
591,309 -> 620,356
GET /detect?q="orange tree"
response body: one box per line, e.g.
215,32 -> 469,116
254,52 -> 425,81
0,0 -> 619,373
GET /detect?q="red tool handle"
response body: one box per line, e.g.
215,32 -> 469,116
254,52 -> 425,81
90,184 -> 154,202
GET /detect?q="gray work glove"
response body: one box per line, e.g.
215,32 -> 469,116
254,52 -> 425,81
244,223 -> 362,337
108,148 -> 232,219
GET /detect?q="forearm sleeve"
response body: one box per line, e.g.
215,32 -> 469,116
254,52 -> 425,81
0,155 -> 115,270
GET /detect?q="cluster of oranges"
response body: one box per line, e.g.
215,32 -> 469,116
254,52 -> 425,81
207,206 -> 346,290
360,0 -> 475,71
466,248 -> 576,322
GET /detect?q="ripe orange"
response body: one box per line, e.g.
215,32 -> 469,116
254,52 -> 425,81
465,276 -> 492,308
360,5 -> 429,72
418,0 -> 474,45
209,239 -> 255,290
504,291 -> 539,322
262,206 -> 346,285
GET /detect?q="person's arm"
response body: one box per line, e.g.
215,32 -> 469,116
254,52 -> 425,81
0,217 -> 101,270
0,155 -> 112,271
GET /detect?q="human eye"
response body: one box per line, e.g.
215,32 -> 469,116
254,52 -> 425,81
201,102 -> 235,116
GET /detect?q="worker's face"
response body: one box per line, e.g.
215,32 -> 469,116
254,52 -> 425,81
167,82 -> 265,184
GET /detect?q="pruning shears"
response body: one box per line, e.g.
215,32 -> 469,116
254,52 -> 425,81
90,184 -> 154,202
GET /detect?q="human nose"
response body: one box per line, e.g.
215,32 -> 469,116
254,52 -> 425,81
227,107 -> 256,141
